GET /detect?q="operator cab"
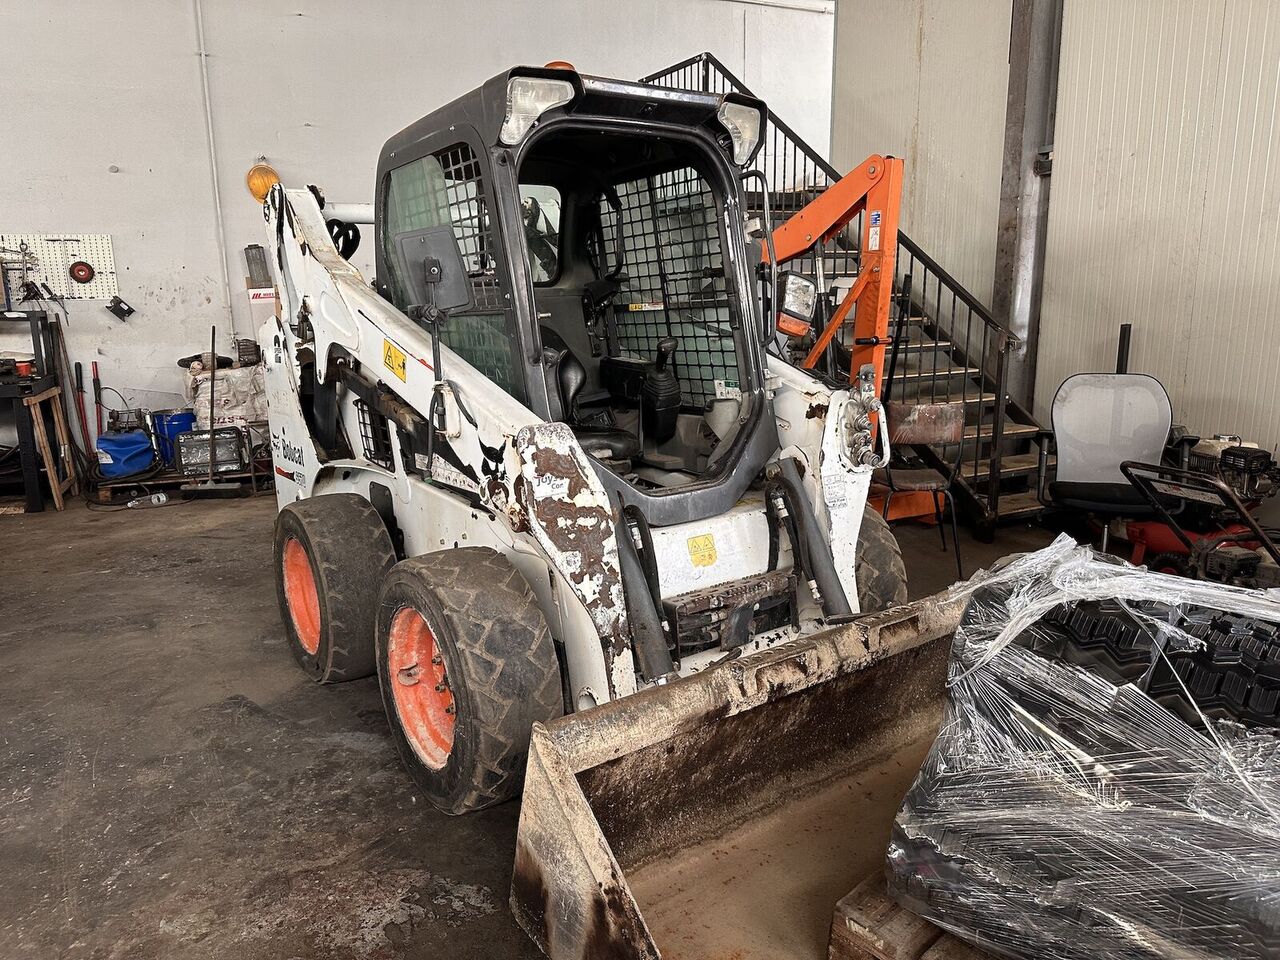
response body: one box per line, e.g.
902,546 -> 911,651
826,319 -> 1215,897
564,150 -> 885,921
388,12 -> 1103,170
374,68 -> 789,523
518,128 -> 750,489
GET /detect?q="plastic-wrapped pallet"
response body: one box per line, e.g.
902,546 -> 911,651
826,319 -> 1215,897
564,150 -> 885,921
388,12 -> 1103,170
185,364 -> 267,429
888,535 -> 1280,960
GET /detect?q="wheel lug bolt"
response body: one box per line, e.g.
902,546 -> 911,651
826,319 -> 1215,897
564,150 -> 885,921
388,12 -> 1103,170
444,704 -> 456,715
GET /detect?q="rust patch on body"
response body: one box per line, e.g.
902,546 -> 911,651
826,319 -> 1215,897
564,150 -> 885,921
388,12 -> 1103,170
806,401 -> 830,420
513,423 -> 630,672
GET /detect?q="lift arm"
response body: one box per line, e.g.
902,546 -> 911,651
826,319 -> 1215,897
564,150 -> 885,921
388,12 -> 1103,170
767,154 -> 904,394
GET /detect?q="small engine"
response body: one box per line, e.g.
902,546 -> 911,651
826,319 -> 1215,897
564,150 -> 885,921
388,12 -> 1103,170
1188,435 -> 1277,501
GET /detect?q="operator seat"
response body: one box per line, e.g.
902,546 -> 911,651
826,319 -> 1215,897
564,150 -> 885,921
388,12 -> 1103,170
541,327 -> 640,461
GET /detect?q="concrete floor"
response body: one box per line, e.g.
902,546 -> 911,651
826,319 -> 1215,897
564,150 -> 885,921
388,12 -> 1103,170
0,497 -> 1052,959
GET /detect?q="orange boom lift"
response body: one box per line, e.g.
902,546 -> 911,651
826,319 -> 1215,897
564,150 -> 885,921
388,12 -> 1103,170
769,155 -> 937,521
768,154 -> 904,395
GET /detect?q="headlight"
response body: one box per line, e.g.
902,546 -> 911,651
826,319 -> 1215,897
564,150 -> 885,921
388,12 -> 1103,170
716,100 -> 763,165
500,77 -> 575,145
779,271 -> 818,322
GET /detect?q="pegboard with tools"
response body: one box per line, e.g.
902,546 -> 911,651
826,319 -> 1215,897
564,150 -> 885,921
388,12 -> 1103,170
0,233 -> 119,301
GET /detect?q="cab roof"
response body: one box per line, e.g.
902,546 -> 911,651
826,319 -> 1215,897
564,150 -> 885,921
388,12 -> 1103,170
378,65 -> 765,169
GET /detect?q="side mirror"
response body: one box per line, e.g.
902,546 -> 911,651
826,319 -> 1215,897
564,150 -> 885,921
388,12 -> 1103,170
395,224 -> 471,315
775,270 -> 818,339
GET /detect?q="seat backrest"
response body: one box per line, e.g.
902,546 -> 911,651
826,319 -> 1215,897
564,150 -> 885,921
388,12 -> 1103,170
1052,373 -> 1172,484
541,325 -> 586,421
886,401 -> 966,446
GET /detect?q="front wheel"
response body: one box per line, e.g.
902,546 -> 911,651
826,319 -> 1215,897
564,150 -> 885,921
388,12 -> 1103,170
855,505 -> 908,612
376,548 -> 563,814
273,494 -> 396,682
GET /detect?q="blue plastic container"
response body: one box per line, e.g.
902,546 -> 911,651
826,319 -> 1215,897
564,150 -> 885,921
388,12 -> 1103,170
96,430 -> 155,478
153,409 -> 197,465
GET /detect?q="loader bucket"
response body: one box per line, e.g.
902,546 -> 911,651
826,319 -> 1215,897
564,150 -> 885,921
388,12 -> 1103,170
511,592 -> 968,960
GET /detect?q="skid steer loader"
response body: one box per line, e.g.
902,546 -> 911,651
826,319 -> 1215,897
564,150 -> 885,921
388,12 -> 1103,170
259,63 -> 965,958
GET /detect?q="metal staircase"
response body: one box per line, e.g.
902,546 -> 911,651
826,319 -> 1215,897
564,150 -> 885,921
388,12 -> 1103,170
642,53 -> 1047,535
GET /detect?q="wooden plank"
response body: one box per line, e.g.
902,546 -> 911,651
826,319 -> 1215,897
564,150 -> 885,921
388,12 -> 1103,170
27,393 -> 64,511
961,452 -> 1051,480
829,872 -> 997,960
963,422 -> 1038,441
920,936 -> 991,960
829,873 -> 942,960
49,388 -> 79,496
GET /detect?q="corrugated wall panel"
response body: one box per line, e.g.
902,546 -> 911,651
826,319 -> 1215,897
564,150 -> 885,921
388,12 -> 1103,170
830,0 -> 1012,305
1037,0 -> 1280,453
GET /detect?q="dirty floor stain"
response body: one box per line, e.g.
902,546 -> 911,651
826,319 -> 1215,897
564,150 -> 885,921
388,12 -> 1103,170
0,498 -> 539,960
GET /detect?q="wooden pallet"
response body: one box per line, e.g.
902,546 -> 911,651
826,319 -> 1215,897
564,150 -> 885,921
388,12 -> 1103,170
829,873 -> 991,960
93,467 -> 266,503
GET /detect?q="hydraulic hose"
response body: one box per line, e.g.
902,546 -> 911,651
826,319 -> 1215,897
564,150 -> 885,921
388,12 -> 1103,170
777,458 -> 853,620
615,507 -> 675,681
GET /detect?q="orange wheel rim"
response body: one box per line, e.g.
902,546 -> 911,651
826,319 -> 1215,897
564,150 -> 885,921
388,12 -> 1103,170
282,538 -> 322,656
387,607 -> 456,770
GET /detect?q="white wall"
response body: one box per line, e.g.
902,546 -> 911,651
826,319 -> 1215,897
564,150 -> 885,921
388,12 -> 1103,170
830,0 -> 1012,305
1036,0 -> 1280,454
2,0 -> 832,416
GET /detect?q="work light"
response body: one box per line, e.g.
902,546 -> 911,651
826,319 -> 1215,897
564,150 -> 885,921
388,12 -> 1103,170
500,77 -> 575,145
716,100 -> 764,165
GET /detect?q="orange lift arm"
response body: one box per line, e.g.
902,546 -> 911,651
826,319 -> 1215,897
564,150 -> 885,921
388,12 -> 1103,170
767,154 -> 904,394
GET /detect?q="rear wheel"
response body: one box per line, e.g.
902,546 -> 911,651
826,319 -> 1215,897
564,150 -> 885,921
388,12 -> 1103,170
274,494 -> 396,682
376,548 -> 563,814
855,505 -> 908,612
1146,552 -> 1190,577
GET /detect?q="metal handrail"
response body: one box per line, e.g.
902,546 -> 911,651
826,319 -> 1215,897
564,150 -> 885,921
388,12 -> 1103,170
643,51 -> 1038,526
645,53 -> 1014,347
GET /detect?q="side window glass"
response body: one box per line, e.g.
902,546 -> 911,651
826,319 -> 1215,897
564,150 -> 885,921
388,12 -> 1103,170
382,143 -> 527,404
519,184 -> 561,284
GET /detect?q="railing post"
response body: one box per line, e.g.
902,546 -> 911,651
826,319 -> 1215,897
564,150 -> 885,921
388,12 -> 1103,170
700,53 -> 710,92
986,334 -> 1011,522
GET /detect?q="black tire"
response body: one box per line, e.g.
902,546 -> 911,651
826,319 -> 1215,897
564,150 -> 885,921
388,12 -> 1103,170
274,493 -> 396,682
855,505 -> 908,612
376,548 -> 563,814
1146,552 -> 1191,577
1028,598 -> 1280,729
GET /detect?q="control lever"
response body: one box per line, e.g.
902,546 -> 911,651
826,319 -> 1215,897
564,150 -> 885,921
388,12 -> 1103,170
654,336 -> 677,369
641,337 -> 681,446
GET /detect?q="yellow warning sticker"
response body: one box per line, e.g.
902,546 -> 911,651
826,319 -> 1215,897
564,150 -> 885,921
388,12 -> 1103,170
383,339 -> 407,381
687,533 -> 717,568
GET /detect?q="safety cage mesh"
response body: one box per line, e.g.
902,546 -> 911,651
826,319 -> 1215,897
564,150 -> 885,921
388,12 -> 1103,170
600,167 -> 739,409
355,399 -> 394,470
385,141 -> 525,403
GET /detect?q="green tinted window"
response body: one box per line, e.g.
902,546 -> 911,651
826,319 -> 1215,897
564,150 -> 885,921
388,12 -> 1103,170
382,143 -> 526,404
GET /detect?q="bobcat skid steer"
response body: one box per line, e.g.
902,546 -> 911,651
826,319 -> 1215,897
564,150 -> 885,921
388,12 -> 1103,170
259,64 -> 965,959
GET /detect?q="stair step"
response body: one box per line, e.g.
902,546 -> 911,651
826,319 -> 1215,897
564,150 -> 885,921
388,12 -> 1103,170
994,490 -> 1045,519
962,421 -> 1039,442
893,365 -> 980,383
961,452 -> 1054,481
895,340 -> 952,353
886,392 -> 996,407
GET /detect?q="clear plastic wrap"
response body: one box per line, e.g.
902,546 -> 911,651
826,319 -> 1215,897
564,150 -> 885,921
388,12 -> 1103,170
888,535 -> 1280,960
